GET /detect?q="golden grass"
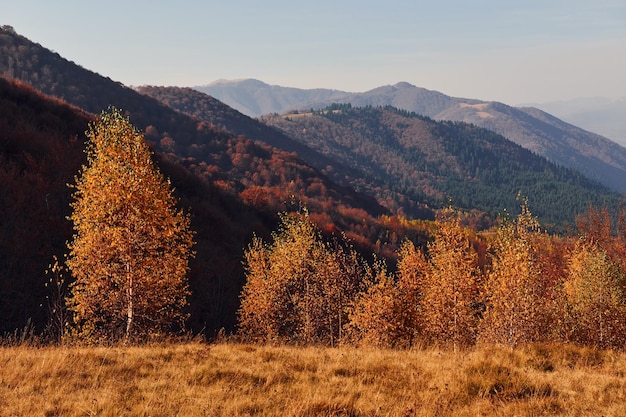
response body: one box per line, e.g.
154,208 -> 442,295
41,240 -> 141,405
1,342 -> 625,416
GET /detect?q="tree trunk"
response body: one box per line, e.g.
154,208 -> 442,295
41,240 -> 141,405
126,264 -> 133,342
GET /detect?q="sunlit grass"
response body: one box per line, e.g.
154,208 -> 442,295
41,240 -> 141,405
1,342 -> 625,416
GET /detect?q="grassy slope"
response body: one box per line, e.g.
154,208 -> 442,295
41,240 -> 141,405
1,343 -> 625,416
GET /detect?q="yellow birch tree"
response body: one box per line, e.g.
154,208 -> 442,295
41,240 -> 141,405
396,240 -> 430,344
420,209 -> 481,350
66,108 -> 194,342
479,198 -> 564,347
564,238 -> 626,349
238,213 -> 362,345
346,260 -> 406,347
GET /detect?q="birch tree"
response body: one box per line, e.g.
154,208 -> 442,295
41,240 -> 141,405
479,199 -> 565,347
420,209 -> 481,350
564,238 -> 626,349
238,213 -> 362,345
66,108 -> 194,342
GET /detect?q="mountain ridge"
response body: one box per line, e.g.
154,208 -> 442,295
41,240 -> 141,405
138,83 -> 624,229
198,79 -> 626,193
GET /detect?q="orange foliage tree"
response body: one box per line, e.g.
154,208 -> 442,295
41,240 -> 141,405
349,212 -> 481,349
66,108 -> 194,342
346,260 -> 405,347
479,202 -> 547,347
564,238 -> 626,349
347,239 -> 432,348
395,240 -> 430,345
238,212 -> 363,345
420,209 -> 481,350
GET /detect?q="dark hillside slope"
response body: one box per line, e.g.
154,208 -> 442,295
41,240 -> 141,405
0,76 -> 279,335
0,77 -> 89,334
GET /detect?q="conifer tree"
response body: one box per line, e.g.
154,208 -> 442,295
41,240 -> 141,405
66,108 -> 194,342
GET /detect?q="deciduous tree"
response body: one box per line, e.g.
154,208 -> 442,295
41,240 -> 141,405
346,260 -> 405,347
479,203 -> 543,347
420,209 -> 481,350
238,212 -> 362,345
66,108 -> 194,342
395,240 -> 430,344
564,238 -> 626,349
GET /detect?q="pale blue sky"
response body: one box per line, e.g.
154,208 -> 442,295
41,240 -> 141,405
4,0 -> 626,103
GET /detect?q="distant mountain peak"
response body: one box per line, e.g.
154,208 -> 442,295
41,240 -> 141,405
393,81 -> 416,89
205,78 -> 269,88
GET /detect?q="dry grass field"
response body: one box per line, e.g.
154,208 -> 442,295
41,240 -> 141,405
1,342 -> 625,416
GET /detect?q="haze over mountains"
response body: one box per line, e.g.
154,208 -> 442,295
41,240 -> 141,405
198,79 -> 626,193
528,97 -> 626,147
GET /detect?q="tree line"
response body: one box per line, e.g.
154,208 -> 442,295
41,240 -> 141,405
239,200 -> 626,350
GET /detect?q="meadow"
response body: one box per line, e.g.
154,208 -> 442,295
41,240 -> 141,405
1,342 -> 625,416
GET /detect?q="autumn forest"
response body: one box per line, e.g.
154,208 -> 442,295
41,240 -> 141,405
1,25 -> 626,350
1,75 -> 626,353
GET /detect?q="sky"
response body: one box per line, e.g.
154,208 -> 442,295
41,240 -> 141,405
3,0 -> 626,104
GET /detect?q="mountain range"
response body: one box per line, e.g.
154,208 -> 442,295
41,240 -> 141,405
138,86 -> 621,231
198,80 -> 626,193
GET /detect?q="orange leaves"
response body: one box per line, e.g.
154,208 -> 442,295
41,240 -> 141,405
480,212 -> 544,347
347,262 -> 403,347
347,211 -> 482,349
238,202 -> 626,350
563,239 -> 626,349
66,108 -> 194,343
238,213 -> 362,345
419,210 -> 481,349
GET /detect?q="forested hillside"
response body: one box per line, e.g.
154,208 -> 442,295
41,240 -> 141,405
141,85 -> 623,230
203,79 -> 626,193
261,106 -> 622,230
136,85 -> 389,210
